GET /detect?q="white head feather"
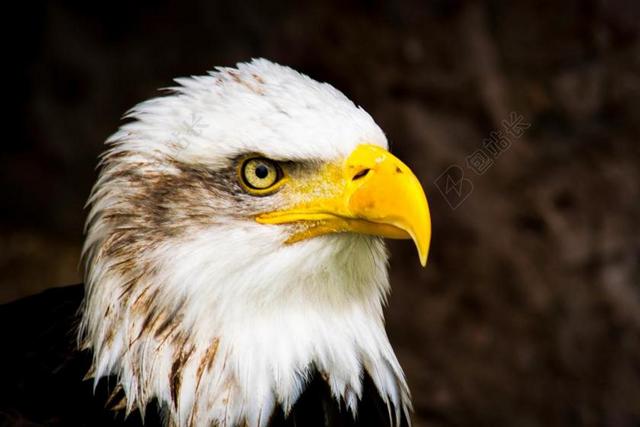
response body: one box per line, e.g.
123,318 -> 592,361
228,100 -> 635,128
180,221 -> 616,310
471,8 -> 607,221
81,59 -> 411,427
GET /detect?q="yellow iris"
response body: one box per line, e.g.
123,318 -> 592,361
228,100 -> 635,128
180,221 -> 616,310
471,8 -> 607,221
239,158 -> 284,193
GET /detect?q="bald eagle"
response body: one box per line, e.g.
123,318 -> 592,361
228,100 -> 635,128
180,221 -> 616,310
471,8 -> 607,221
0,59 -> 431,427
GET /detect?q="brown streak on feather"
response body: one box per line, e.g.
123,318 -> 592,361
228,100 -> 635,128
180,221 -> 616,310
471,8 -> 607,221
206,338 -> 220,371
111,396 -> 128,412
102,319 -> 116,347
170,343 -> 195,409
131,285 -> 152,309
228,70 -> 265,95
132,286 -> 160,314
105,384 -> 126,411
156,317 -> 182,351
155,313 -> 177,339
137,307 -> 159,341
195,338 -> 220,392
83,365 -> 96,381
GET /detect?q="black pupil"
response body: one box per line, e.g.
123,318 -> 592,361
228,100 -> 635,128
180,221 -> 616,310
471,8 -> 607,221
255,164 -> 269,179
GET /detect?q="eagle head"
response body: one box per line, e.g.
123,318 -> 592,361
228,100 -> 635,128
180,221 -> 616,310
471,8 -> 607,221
81,59 -> 431,426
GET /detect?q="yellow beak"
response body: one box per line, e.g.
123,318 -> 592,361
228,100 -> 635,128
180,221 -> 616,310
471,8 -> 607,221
256,144 -> 431,266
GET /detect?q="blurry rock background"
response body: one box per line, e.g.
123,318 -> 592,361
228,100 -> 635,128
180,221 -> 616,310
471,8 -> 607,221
2,0 -> 639,426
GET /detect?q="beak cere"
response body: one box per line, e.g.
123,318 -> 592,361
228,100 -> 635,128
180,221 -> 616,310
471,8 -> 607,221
256,144 -> 432,266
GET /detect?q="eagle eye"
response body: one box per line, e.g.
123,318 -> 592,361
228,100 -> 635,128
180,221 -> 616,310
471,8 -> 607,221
239,157 -> 283,193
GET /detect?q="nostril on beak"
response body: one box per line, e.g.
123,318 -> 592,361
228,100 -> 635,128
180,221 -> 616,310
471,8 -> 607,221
352,168 -> 371,181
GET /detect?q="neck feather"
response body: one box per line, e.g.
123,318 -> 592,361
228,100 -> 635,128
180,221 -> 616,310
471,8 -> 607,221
81,224 -> 411,426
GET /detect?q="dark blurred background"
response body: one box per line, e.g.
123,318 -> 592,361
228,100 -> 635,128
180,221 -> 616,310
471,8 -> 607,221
2,0 -> 640,426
